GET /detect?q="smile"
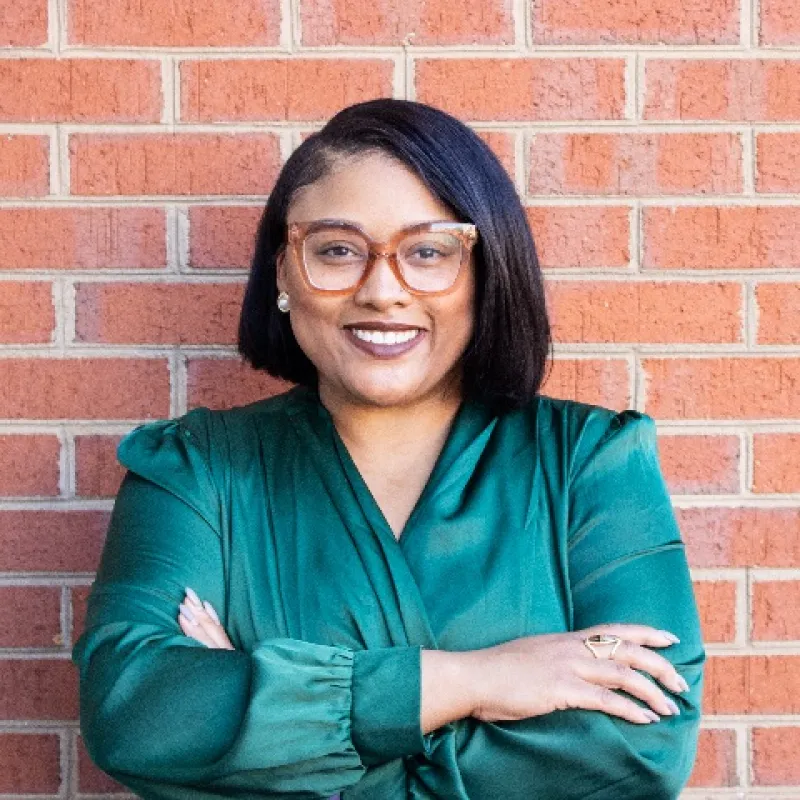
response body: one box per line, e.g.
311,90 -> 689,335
350,328 -> 421,345
344,327 -> 426,358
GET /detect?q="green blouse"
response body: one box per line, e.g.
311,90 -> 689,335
73,387 -> 705,799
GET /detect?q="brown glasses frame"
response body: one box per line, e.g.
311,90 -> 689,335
286,219 -> 479,296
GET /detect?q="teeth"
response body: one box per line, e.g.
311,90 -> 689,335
351,328 -> 420,345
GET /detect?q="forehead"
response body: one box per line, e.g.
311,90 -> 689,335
286,152 -> 458,236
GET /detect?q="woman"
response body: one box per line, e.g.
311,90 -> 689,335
73,99 -> 705,799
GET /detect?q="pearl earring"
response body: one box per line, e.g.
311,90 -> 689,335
277,291 -> 290,313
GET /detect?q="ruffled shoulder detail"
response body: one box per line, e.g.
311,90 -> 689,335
568,405 -> 658,486
116,407 -> 221,534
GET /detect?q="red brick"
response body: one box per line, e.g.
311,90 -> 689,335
645,59 -> 800,122
0,734 -> 61,793
752,581 -> 800,641
539,359 -> 631,409
760,0 -> 800,44
75,282 -> 243,345
693,580 -> 737,643
75,435 -> 126,498
757,133 -> 800,193
687,729 -> 737,787
0,358 -> 170,419
0,587 -> 62,648
0,60 -> 160,123
70,134 -> 280,196
68,0 -> 280,46
0,510 -> 109,572
0,207 -> 166,270
0,136 -> 49,196
301,0 -> 512,44
416,59 -> 625,121
658,434 -> 740,494
532,0 -> 739,43
71,587 -> 91,643
753,434 -> 800,493
0,435 -> 60,496
756,283 -> 800,344
547,281 -> 741,344
181,59 -> 394,122
677,507 -> 800,568
526,207 -> 630,269
77,735 -> 125,793
187,358 -> 294,410
529,133 -> 742,196
752,727 -> 800,784
704,655 -> 800,714
644,206 -> 800,269
0,660 -> 77,719
0,0 -> 47,45
0,282 -> 54,344
189,206 -> 261,269
476,131 -> 516,178
643,357 -> 800,419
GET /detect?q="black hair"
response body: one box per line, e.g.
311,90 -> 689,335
237,98 -> 553,414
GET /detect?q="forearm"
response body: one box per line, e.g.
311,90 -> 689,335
449,695 -> 703,800
420,649 -> 477,734
76,623 -> 365,790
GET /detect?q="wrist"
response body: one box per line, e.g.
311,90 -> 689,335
445,649 -> 479,718
455,649 -> 486,718
420,648 -> 480,732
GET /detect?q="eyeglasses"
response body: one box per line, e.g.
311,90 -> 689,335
285,219 -> 479,296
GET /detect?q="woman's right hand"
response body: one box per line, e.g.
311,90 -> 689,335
465,623 -> 690,726
177,587 -> 235,650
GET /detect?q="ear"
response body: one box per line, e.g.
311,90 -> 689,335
275,246 -> 287,292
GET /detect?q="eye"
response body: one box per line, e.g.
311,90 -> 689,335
401,235 -> 460,265
411,246 -> 444,260
307,238 -> 367,262
320,244 -> 357,258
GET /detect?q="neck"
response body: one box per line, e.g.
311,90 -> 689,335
317,384 -> 463,458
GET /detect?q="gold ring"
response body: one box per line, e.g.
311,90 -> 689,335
583,633 -> 623,659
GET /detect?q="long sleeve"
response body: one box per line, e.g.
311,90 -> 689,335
439,407 -> 706,800
563,408 -> 705,796
72,409 -> 426,800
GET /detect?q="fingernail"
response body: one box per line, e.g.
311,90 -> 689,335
677,676 -> 690,692
185,587 -> 202,608
643,709 -> 660,723
661,630 -> 680,644
666,698 -> 681,715
179,603 -> 198,624
203,600 -> 220,624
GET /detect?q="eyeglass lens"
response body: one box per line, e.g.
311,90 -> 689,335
302,227 -> 464,292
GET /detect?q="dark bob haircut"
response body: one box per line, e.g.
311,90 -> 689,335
237,98 -> 553,415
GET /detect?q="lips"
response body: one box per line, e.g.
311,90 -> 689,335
344,326 -> 426,359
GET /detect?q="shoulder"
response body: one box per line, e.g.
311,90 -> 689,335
125,386 -> 308,460
528,394 -> 658,480
115,407 -> 221,530
201,386 -> 312,456
122,386 -> 308,463
114,388 -> 306,522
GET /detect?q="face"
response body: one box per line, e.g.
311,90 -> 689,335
276,152 -> 475,411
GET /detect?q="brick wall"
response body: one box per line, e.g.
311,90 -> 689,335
1,0 -> 799,795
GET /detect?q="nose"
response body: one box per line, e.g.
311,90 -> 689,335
352,252 -> 412,309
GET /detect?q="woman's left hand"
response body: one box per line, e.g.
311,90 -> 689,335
178,587 -> 235,650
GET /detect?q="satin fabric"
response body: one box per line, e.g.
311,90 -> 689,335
73,386 -> 705,799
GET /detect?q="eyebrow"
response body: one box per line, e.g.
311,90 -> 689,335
297,217 -> 462,230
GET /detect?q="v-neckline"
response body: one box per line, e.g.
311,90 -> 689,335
295,386 -> 496,551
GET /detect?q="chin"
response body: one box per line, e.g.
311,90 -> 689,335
349,385 -> 422,408
340,374 -> 431,408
